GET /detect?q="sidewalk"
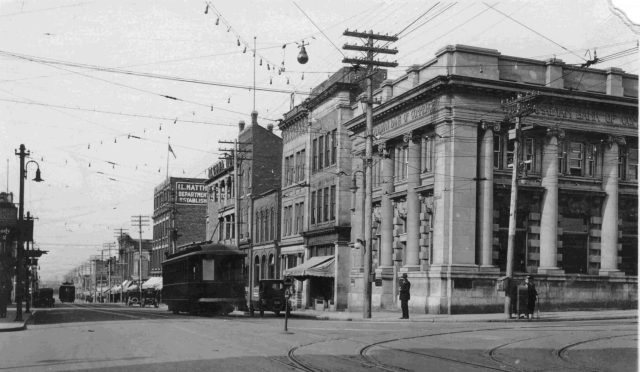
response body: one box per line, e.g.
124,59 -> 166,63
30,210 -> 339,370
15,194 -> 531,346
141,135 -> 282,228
0,305 -> 33,332
284,308 -> 638,323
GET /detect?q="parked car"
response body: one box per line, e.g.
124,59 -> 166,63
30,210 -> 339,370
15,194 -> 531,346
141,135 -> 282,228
250,279 -> 290,317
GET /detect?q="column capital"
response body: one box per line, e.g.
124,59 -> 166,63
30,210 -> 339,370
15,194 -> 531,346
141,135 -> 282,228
606,135 -> 626,148
546,127 -> 565,139
402,131 -> 422,144
479,120 -> 501,132
375,142 -> 392,158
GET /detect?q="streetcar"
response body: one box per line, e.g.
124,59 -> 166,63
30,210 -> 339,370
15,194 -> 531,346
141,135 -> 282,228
162,242 -> 246,315
59,282 -> 76,303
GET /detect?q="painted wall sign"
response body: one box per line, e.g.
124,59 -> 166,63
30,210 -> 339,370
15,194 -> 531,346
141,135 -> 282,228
175,182 -> 207,204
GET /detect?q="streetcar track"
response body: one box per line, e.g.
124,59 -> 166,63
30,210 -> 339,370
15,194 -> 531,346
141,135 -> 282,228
554,333 -> 636,371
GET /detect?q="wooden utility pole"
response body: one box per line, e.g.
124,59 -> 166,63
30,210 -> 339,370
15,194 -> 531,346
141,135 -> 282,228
130,215 -> 149,304
342,29 -> 397,319
501,91 -> 538,318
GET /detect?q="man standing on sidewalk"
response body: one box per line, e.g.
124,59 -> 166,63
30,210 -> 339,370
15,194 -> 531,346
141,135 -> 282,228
399,273 -> 411,319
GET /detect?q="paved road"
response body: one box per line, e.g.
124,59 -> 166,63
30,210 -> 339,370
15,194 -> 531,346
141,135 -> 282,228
0,303 -> 636,371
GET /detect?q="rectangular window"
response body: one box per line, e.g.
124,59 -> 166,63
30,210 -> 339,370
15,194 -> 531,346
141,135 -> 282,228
312,139 -> 318,172
299,149 -> 306,181
202,259 -> 215,280
568,142 -> 583,176
255,213 -> 260,242
317,189 -> 324,223
619,147 -> 627,180
323,188 -> 329,222
558,141 -> 566,174
325,133 -> 331,166
284,156 -> 290,185
330,185 -> 336,220
506,139 -> 515,169
494,135 -> 503,169
587,144 -> 598,177
318,136 -> 324,169
331,130 -> 337,164
524,138 -> 536,173
298,202 -> 304,232
628,148 -> 638,180
310,191 -> 317,224
423,136 -> 434,172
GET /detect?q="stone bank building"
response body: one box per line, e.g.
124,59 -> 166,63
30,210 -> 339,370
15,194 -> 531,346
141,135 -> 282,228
345,45 -> 637,313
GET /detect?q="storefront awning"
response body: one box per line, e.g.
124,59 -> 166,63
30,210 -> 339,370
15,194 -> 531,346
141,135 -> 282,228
283,256 -> 335,278
142,277 -> 163,290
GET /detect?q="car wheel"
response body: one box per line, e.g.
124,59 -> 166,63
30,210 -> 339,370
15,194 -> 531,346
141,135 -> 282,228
274,310 -> 280,317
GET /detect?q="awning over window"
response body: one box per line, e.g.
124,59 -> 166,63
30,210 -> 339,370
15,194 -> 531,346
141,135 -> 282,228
142,277 -> 163,290
283,256 -> 335,278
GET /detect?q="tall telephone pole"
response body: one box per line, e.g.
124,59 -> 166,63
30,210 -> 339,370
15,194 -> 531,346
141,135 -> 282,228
130,215 -> 149,303
501,91 -> 538,318
342,29 -> 398,319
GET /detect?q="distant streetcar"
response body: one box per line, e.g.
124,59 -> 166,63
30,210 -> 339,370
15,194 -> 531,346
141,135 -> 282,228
59,282 -> 75,303
162,242 -> 246,315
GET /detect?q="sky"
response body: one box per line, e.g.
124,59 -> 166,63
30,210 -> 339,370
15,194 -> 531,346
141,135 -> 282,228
0,0 -> 637,283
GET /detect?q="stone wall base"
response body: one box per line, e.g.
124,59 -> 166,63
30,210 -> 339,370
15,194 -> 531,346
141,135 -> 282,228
349,268 -> 638,314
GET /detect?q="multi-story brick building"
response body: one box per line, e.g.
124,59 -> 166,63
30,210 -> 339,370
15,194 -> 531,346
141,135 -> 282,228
205,112 -> 282,302
345,44 -> 637,314
281,67 -> 386,311
151,177 -> 207,276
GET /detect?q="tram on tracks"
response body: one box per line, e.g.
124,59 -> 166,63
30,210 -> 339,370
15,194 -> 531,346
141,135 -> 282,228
162,242 -> 247,315
58,282 -> 75,303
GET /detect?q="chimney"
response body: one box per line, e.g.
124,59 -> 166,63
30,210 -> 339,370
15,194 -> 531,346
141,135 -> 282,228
267,123 -> 274,132
251,110 -> 258,126
238,120 -> 245,132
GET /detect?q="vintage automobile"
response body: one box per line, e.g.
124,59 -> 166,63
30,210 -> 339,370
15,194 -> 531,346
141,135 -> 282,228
33,288 -> 55,307
250,279 -> 290,317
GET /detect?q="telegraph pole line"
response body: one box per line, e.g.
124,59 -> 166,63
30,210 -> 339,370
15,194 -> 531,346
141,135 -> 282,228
130,215 -> 149,304
343,29 -> 398,319
501,91 -> 538,319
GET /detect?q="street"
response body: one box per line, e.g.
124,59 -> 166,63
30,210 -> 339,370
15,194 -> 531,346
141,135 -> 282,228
0,304 -> 636,371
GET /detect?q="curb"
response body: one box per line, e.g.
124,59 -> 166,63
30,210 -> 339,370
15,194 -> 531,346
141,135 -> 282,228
0,311 -> 33,332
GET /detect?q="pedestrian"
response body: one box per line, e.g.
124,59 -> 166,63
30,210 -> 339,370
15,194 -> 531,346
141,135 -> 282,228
525,275 -> 537,319
399,273 -> 411,319
0,284 -> 7,318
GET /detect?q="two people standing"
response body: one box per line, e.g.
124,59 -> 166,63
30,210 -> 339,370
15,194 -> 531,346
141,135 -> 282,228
399,273 -> 411,319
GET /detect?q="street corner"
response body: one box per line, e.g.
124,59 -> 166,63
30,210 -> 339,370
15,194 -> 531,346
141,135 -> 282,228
0,311 -> 33,332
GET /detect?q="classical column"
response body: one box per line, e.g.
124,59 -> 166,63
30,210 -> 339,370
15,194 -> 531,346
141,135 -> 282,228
477,121 -> 495,267
404,132 -> 421,268
600,136 -> 623,276
538,128 -> 563,273
379,144 -> 394,268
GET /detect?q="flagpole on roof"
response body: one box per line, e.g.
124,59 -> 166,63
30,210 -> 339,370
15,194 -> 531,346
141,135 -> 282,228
166,136 -> 170,181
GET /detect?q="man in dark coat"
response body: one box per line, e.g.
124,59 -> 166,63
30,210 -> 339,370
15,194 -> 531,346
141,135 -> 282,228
399,273 -> 411,319
525,275 -> 537,319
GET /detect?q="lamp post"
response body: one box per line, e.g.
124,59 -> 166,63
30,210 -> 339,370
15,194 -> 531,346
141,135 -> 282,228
14,144 -> 43,321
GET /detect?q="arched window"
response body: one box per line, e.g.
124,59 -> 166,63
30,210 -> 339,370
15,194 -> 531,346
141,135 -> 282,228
261,255 -> 267,280
268,254 -> 275,279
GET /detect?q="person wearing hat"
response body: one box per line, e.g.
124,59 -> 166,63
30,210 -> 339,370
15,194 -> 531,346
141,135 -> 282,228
524,275 -> 537,319
399,273 -> 411,319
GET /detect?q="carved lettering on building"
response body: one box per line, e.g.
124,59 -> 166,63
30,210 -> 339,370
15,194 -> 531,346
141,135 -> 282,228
536,104 -> 637,128
373,99 -> 439,137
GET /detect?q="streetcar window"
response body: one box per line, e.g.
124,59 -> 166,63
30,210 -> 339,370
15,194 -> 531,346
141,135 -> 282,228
202,258 -> 215,280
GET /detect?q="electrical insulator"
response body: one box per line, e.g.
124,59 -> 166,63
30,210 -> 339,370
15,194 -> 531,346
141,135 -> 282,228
301,72 -> 304,80
243,46 -> 246,53
297,44 -> 309,64
270,77 -> 272,85
237,39 -> 240,46
204,4 -> 209,14
259,58 -> 262,66
286,77 -> 289,84
215,17 -> 219,25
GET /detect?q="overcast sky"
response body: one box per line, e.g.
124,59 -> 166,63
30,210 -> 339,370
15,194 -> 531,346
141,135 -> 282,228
0,0 -> 637,282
